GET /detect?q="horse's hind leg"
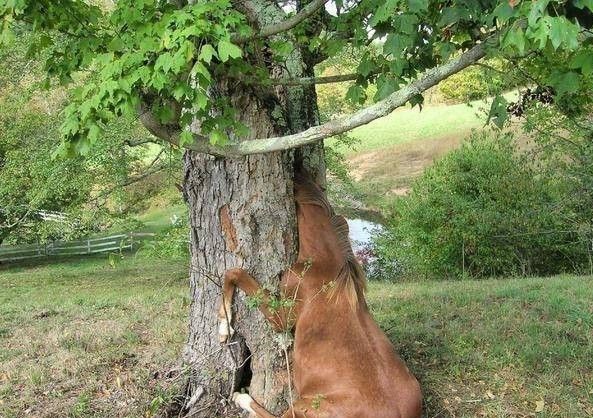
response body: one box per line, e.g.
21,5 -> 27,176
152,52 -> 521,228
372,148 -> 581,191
233,393 -> 311,418
233,392 -> 278,418
218,268 -> 290,343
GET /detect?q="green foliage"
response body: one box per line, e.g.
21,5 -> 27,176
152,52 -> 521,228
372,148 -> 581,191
0,31 -> 174,245
1,0 -> 591,156
2,0 -> 253,155
140,214 -> 189,259
438,61 -> 508,103
375,132 -> 585,279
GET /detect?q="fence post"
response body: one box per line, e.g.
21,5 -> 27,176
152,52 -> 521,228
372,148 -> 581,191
87,238 -> 91,254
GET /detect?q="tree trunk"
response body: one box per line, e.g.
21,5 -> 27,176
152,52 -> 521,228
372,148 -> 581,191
180,8 -> 322,413
182,149 -> 296,417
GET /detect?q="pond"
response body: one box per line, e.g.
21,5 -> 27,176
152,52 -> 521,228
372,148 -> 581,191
347,218 -> 384,252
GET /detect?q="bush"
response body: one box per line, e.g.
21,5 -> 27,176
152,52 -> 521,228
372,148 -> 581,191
374,132 -> 585,280
438,61 -> 507,103
139,214 -> 189,259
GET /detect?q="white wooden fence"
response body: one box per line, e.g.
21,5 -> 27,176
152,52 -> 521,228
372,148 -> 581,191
0,232 -> 155,263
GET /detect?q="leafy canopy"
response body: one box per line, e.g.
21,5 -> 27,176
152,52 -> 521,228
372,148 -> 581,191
1,0 -> 592,155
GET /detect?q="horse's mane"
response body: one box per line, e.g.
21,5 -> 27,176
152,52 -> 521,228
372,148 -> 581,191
294,170 -> 367,307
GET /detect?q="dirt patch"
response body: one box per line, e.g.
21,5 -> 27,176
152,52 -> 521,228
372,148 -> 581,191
348,130 -> 471,189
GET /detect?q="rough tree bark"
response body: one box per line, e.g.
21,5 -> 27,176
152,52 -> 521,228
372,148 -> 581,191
179,3 -> 323,416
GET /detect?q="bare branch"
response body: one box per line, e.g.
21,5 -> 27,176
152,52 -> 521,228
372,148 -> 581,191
233,0 -> 330,42
124,138 -> 156,147
157,41 -> 487,157
271,73 -> 361,86
234,72 -> 363,86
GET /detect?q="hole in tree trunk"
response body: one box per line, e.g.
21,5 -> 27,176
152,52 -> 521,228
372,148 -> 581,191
238,345 -> 253,390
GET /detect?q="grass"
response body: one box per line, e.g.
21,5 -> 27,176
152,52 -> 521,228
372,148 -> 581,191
329,96 -> 524,212
327,101 -> 489,212
329,101 -> 485,156
0,256 -> 189,418
368,277 -> 593,417
1,257 -> 592,417
135,203 -> 186,233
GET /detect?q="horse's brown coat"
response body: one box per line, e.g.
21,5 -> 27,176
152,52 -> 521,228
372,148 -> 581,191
218,170 -> 422,418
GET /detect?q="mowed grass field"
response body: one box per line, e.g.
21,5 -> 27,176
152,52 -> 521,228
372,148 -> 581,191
1,257 -> 592,417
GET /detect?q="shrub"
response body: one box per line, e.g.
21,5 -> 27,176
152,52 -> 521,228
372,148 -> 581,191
374,132 -> 584,280
438,61 -> 507,103
140,214 -> 189,259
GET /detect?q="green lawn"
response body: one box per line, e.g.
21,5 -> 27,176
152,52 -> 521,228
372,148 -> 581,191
1,257 -> 592,417
328,101 -> 485,156
135,203 -> 186,233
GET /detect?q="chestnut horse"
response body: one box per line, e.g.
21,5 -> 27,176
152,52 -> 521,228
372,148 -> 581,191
218,170 -> 421,418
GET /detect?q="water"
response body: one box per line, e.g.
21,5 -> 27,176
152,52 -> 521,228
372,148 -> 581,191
347,218 -> 383,252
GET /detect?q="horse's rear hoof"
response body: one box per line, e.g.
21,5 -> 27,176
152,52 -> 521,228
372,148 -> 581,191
218,319 -> 234,343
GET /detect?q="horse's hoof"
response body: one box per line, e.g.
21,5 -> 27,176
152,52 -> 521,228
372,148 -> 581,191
218,319 -> 234,343
232,392 -> 255,413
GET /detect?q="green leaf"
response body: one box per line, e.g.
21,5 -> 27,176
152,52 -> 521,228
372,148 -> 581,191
217,40 -> 242,62
409,93 -> 424,109
87,124 -> 102,143
62,117 -> 80,136
369,0 -> 398,26
487,95 -> 508,128
270,40 -> 294,58
527,0 -> 550,27
570,51 -> 593,74
151,71 -> 168,91
357,56 -> 376,77
549,17 -> 579,50
375,76 -> 399,101
492,2 -> 515,24
179,130 -> 194,147
394,14 -> 419,35
210,129 -> 228,146
190,61 -> 211,82
194,91 -> 208,110
384,34 -> 412,57
408,0 -> 428,14
173,83 -> 189,101
503,26 -> 525,55
199,44 -> 217,64
548,71 -> 580,97
346,85 -> 366,105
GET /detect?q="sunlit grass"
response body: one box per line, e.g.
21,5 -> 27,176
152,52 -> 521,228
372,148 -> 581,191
1,257 -> 592,417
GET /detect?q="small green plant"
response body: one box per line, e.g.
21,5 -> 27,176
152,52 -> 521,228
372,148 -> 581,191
311,394 -> 326,410
71,392 -> 91,417
246,289 -> 264,309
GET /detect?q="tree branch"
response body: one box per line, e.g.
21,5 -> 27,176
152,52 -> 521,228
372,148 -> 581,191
158,41 -> 487,157
233,0 -> 330,42
124,138 -> 157,147
271,73 -> 361,86
234,72 -> 363,86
